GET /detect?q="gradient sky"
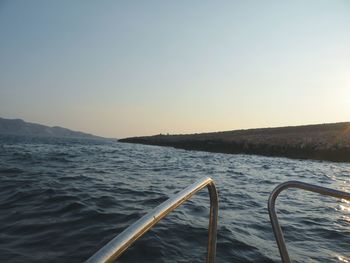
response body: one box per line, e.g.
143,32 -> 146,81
0,1 -> 349,138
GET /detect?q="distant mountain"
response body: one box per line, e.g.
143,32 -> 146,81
0,117 -> 105,139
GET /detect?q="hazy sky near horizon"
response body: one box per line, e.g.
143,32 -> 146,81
0,1 -> 349,138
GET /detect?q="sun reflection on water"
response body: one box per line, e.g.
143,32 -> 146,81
338,255 -> 350,262
341,199 -> 350,204
334,179 -> 350,262
338,204 -> 350,213
336,198 -> 350,213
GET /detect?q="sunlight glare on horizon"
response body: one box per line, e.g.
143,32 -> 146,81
0,0 -> 349,138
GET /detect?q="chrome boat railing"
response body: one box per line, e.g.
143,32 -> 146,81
86,176 -> 350,263
268,181 -> 350,263
85,177 -> 218,263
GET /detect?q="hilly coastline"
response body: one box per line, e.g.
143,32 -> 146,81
0,117 -> 104,140
119,122 -> 350,163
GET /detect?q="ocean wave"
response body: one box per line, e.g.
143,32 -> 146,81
1,136 -> 350,262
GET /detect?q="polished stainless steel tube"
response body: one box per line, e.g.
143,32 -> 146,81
268,181 -> 350,263
86,177 -> 218,263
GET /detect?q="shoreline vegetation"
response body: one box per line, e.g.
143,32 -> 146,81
119,122 -> 350,163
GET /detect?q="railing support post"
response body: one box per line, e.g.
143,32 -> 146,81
207,181 -> 218,263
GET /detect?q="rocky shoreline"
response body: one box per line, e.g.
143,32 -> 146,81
119,122 -> 350,163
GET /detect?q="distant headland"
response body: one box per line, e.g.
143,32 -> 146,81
119,122 -> 350,163
0,117 -> 105,140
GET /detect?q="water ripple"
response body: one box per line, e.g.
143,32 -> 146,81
0,135 -> 350,262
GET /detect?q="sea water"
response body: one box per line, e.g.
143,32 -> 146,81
1,135 -> 350,263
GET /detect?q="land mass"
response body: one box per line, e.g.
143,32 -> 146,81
119,122 -> 350,163
0,117 -> 105,140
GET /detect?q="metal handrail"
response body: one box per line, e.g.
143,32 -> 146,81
268,181 -> 350,263
86,177 -> 218,263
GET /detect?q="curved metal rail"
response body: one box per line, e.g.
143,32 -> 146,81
86,177 -> 218,263
268,181 -> 350,263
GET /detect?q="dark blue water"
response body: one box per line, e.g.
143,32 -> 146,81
1,135 -> 350,263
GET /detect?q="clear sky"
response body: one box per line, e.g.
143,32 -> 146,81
0,1 -> 349,138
